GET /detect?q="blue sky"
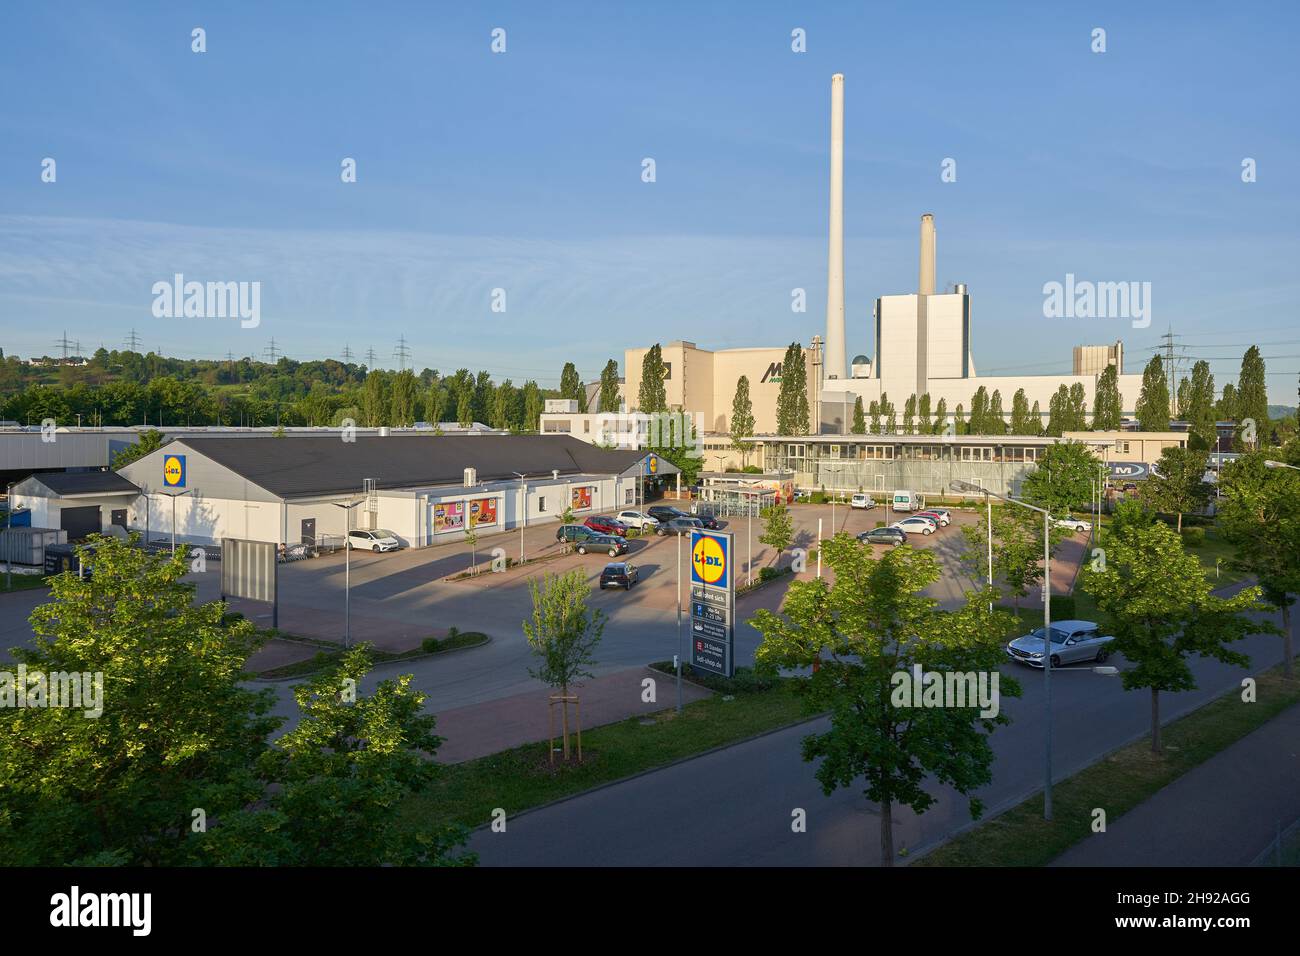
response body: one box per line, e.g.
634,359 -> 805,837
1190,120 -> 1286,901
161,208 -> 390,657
2,1 -> 1297,402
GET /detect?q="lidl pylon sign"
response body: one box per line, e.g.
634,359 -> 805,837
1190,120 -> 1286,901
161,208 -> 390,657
162,454 -> 186,488
690,528 -> 734,677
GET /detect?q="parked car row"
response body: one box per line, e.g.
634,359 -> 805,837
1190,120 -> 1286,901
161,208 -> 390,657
856,507 -> 954,547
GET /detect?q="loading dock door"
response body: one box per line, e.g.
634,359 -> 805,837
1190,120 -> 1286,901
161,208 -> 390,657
60,505 -> 101,540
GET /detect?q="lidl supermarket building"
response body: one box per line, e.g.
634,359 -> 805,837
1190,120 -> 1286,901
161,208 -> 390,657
114,435 -> 675,548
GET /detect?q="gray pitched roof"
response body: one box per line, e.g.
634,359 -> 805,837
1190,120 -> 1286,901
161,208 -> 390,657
22,471 -> 140,496
174,434 -> 675,498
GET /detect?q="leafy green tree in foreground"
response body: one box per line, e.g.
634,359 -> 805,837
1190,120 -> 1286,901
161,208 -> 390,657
750,536 -> 1020,865
523,569 -> 606,761
1218,453 -> 1300,678
1080,519 -> 1270,752
1,536 -> 469,865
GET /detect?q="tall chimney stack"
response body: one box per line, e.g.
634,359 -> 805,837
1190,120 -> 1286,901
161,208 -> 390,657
918,213 -> 936,296
823,73 -> 846,381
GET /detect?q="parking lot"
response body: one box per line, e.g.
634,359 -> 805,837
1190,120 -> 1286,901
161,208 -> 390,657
0,500 -> 1089,715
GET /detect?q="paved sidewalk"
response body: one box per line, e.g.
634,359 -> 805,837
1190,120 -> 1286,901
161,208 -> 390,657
432,666 -> 713,763
1052,701 -> 1300,867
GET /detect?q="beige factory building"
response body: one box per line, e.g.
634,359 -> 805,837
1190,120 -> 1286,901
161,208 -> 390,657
622,341 -> 817,434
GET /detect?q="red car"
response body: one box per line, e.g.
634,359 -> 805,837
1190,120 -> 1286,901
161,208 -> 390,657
584,515 -> 630,536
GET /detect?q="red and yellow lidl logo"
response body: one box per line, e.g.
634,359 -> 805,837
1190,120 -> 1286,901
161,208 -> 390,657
162,454 -> 186,487
691,532 -> 727,586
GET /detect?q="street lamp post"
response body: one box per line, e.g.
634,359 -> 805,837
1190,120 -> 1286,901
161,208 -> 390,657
331,498 -> 364,649
1265,460 -> 1300,472
676,526 -> 683,714
952,479 -> 1058,820
160,489 -> 193,554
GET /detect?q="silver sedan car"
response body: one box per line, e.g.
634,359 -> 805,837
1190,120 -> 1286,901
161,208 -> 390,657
1006,620 -> 1115,668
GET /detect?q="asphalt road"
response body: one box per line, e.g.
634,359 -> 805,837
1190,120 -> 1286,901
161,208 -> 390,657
467,609 -> 1290,866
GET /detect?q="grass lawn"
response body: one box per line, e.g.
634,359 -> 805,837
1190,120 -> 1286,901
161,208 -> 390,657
1188,524 -> 1248,588
398,677 -> 810,833
914,663 -> 1300,867
0,572 -> 49,593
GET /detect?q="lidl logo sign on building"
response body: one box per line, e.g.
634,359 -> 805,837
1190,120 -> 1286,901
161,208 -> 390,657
162,454 -> 186,488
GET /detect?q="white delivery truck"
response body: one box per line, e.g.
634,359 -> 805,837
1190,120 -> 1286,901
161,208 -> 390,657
891,490 -> 925,512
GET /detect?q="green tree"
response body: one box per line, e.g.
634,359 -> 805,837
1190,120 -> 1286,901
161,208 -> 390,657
1029,400 -> 1043,435
918,393 -> 932,432
880,392 -> 897,435
902,394 -> 917,434
1135,355 -> 1171,431
1092,365 -> 1123,431
851,396 -> 866,434
1215,382 -> 1238,423
204,647 -> 472,866
523,569 -> 606,761
1235,345 -> 1269,449
110,428 -> 166,469
968,387 -> 989,435
750,537 -> 1020,865
389,369 -> 419,426
521,380 -> 544,431
3,537 -> 469,865
1045,384 -> 1069,436
456,390 -> 473,427
1022,440 -> 1097,518
1218,453 -> 1300,678
1009,388 -> 1031,435
932,397 -> 948,435
362,370 -> 390,426
1190,361 -> 1216,450
731,375 -> 756,465
758,503 -> 794,564
559,362 -> 584,407
987,389 -> 1006,435
1080,520 -> 1269,752
953,402 -> 966,435
775,342 -> 809,435
638,345 -> 667,413
1068,382 -> 1087,431
598,359 -> 621,413
1144,447 -> 1211,532
869,399 -> 881,434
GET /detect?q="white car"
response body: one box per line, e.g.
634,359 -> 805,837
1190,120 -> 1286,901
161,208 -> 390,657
1054,516 -> 1091,534
850,493 -> 874,510
347,529 -> 401,552
616,510 -> 660,531
891,516 -> 937,536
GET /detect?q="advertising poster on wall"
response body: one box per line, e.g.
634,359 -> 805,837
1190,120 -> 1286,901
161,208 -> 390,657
572,486 -> 593,511
469,497 -> 498,528
434,501 -> 465,533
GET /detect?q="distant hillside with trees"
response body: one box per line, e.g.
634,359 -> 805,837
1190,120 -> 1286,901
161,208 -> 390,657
0,347 -> 614,431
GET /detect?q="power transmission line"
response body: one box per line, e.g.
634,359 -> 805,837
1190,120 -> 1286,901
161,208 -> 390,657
365,347 -> 377,368
341,345 -> 354,362
54,331 -> 74,361
124,328 -> 142,352
393,335 -> 411,371
263,338 -> 282,363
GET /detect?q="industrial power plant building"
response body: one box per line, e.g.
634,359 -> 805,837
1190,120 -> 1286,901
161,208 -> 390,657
619,74 -> 1147,437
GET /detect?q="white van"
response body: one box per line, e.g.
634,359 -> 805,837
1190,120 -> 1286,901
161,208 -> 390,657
850,493 -> 873,510
891,490 -> 925,512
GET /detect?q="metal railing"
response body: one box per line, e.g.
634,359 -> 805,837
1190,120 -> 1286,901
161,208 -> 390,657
1253,815 -> 1300,867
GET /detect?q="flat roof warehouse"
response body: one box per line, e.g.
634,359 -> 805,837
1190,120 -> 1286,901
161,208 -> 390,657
99,434 -> 680,549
